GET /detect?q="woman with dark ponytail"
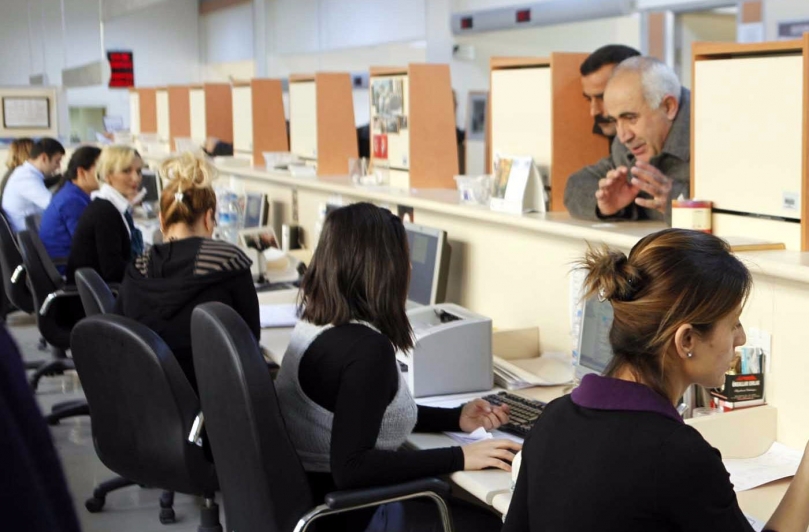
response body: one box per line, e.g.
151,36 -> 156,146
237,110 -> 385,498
39,146 -> 101,269
504,228 -> 809,532
114,152 -> 259,390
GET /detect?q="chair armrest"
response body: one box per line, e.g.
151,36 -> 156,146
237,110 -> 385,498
39,287 -> 81,316
324,478 -> 451,510
11,264 -> 25,284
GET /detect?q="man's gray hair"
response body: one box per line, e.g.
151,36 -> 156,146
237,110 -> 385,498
612,56 -> 681,109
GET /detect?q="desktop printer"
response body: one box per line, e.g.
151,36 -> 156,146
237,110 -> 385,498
397,303 -> 493,398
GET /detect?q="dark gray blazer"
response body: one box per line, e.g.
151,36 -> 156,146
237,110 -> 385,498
564,88 -> 691,222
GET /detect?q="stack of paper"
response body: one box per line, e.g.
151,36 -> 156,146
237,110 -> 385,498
723,442 -> 802,492
259,304 -> 299,328
493,354 -> 573,390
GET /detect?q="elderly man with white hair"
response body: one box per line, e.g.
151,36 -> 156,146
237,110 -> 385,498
564,56 -> 690,222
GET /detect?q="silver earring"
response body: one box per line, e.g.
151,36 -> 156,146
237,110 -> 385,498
687,352 -> 693,358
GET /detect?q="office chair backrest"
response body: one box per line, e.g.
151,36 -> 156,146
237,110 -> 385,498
25,213 -> 42,234
0,212 -> 33,313
75,268 -> 115,316
18,230 -> 64,302
192,303 -> 313,532
71,314 -> 217,495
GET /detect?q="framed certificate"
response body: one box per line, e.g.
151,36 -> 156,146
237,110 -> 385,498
2,97 -> 50,129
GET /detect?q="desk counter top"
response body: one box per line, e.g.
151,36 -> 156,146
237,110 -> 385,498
218,164 -> 809,285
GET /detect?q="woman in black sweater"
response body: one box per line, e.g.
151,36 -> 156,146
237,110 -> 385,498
275,203 -> 520,532
114,152 -> 259,390
504,229 -> 809,532
66,145 -> 144,284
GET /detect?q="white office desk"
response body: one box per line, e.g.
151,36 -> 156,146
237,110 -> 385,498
255,293 -> 789,523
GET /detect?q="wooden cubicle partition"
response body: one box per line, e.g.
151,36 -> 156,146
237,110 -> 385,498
204,83 -> 233,143
691,37 -> 809,250
135,87 -> 157,134
156,87 -> 170,144
251,78 -> 288,166
289,73 -> 358,176
232,80 -> 253,159
168,86 -> 191,151
489,54 -> 608,212
369,64 -> 458,189
315,72 -> 358,175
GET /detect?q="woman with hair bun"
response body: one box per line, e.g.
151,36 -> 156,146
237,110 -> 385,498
114,152 -> 259,390
504,228 -> 809,532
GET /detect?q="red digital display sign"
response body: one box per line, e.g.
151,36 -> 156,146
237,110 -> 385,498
107,51 -> 134,88
516,9 -> 531,23
461,16 -> 473,30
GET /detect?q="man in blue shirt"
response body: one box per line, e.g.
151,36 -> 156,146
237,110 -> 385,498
39,146 -> 101,268
1,138 -> 65,232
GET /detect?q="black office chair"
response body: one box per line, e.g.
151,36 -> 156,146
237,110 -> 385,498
25,213 -> 42,234
17,230 -> 85,392
18,230 -> 87,427
191,302 -> 453,532
0,211 -> 34,315
75,268 -> 116,315
71,314 -> 221,532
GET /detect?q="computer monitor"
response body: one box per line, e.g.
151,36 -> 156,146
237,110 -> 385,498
244,192 -> 267,229
404,222 -> 451,307
141,170 -> 161,203
575,297 -> 614,379
103,115 -> 124,132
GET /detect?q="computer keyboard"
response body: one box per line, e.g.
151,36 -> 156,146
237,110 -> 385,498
481,391 -> 547,438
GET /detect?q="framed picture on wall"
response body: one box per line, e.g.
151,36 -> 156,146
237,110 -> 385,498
2,97 -> 50,129
466,91 -> 487,141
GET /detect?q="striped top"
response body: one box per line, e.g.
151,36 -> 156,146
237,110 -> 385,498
135,238 -> 252,277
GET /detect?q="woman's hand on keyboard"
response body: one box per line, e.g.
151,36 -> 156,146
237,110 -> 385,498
460,398 -> 510,433
461,439 -> 523,472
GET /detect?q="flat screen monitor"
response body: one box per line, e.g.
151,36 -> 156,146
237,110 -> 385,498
575,297 -> 614,379
141,171 -> 161,203
404,222 -> 451,307
244,192 -> 267,229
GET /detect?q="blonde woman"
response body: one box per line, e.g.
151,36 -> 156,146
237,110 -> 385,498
0,138 -> 34,199
66,145 -> 143,284
114,152 -> 259,390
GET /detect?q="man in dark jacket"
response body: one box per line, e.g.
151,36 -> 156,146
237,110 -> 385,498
564,56 -> 690,222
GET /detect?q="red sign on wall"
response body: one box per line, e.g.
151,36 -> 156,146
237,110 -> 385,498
107,51 -> 134,88
372,134 -> 388,159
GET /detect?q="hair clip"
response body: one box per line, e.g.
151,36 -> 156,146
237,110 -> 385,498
597,287 -> 607,302
174,185 -> 183,204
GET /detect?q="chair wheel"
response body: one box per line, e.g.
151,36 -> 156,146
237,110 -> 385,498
159,507 -> 176,524
85,497 -> 105,513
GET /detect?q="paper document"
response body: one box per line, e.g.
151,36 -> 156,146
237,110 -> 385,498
723,442 -> 802,492
444,427 -> 523,445
259,304 -> 299,328
745,514 -> 766,532
493,354 -> 573,389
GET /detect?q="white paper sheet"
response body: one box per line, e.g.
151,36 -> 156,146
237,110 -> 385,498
259,304 -> 299,328
723,442 -> 802,492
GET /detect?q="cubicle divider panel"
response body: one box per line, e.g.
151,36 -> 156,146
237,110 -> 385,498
289,76 -> 318,162
251,78 -> 289,167
408,64 -> 459,189
490,63 -> 552,177
549,53 -> 610,212
156,88 -> 170,143
168,86 -> 191,152
137,88 -> 157,134
129,89 -> 141,135
692,39 -> 808,250
232,82 -> 253,156
204,83 -> 233,144
369,72 -> 410,176
315,72 -> 358,176
189,86 -> 207,145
